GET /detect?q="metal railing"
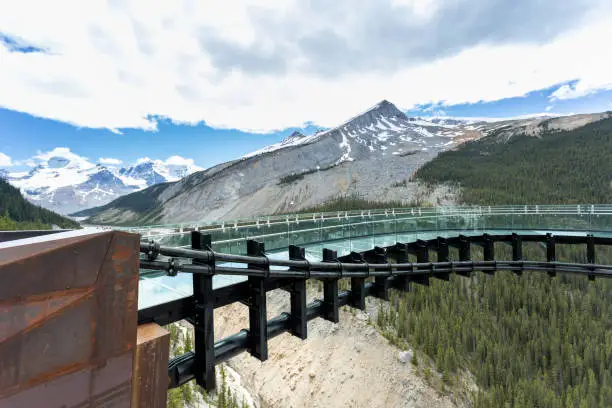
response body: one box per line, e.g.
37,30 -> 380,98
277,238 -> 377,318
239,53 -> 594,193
125,205 -> 612,254
137,229 -> 612,392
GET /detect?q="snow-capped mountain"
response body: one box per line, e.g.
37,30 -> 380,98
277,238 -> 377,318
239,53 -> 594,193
5,151 -> 202,215
242,100 -> 467,161
85,100 -> 480,224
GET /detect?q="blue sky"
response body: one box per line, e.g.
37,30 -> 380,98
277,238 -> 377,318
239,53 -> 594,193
1,0 -> 611,171
1,82 -> 611,171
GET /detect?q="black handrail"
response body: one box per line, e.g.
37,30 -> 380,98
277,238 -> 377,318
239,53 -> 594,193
138,231 -> 612,392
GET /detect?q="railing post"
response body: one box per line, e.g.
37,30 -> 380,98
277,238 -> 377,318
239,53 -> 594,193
587,234 -> 596,281
191,232 -> 216,391
546,233 -> 556,278
511,233 -> 523,276
366,247 -> 391,300
482,233 -> 495,275
321,248 -> 340,323
456,235 -> 471,277
288,245 -> 308,339
436,237 -> 450,281
345,251 -> 367,310
247,240 -> 268,361
413,240 -> 430,286
389,243 -> 411,290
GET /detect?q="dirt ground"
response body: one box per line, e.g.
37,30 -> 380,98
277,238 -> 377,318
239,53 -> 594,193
210,288 -> 466,408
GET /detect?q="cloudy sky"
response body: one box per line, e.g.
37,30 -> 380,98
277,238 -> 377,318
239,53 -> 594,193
1,0 -> 611,170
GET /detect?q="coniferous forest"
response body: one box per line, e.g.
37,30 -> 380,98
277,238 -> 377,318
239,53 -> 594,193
0,178 -> 79,229
373,118 -> 612,407
376,245 -> 612,408
414,116 -> 612,205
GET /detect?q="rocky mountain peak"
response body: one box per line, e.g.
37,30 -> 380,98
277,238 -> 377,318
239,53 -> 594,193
338,100 -> 407,132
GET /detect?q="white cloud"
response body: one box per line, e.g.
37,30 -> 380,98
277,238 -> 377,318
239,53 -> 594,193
134,155 -> 201,169
550,81 -> 612,101
32,147 -> 95,169
135,157 -> 153,165
165,155 -> 195,166
0,152 -> 13,167
0,1 -> 611,133
99,157 -> 122,165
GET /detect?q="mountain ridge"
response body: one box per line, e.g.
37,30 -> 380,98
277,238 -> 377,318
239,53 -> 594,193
80,102 -> 611,225
5,153 -> 202,215
83,100 -> 473,224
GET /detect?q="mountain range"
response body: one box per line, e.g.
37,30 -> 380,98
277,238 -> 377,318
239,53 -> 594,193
2,154 -> 202,215
77,99 -> 533,225
10,99 -> 607,225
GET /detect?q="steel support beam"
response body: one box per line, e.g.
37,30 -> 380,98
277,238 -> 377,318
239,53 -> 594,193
587,234 -> 596,281
512,233 -> 523,276
389,243 -> 411,290
411,240 -> 430,286
482,233 -> 495,275
546,233 -> 556,278
191,232 -> 216,391
321,248 -> 340,323
288,245 -> 308,339
457,235 -> 471,277
436,237 -> 451,281
246,240 -> 268,361
365,247 -> 391,300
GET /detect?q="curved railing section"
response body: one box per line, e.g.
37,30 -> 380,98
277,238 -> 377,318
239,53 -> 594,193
127,205 -> 612,254
137,230 -> 612,392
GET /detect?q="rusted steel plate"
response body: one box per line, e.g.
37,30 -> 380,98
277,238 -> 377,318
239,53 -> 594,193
0,230 -> 140,408
131,323 -> 170,408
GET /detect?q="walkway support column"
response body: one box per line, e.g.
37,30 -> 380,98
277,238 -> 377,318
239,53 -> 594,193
288,245 -> 308,339
321,248 -> 340,323
191,232 -> 216,391
247,240 -> 269,361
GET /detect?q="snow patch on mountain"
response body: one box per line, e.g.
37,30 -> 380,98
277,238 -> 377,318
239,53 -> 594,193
4,148 -> 202,215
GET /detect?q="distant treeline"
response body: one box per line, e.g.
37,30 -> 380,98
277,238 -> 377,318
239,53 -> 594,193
0,178 -> 79,229
414,117 -> 612,205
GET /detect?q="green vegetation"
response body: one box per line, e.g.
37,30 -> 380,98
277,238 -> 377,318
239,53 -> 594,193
414,117 -> 612,204
279,193 -> 412,214
376,244 -> 612,407
278,164 -> 336,185
166,323 -> 248,408
74,183 -> 171,225
386,120 -> 612,407
0,178 -> 79,229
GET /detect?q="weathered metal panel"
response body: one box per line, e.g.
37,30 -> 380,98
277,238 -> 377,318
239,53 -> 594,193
131,323 -> 169,408
0,230 -> 139,408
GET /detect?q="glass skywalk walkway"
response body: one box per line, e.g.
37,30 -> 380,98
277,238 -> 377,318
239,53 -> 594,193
135,205 -> 612,309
